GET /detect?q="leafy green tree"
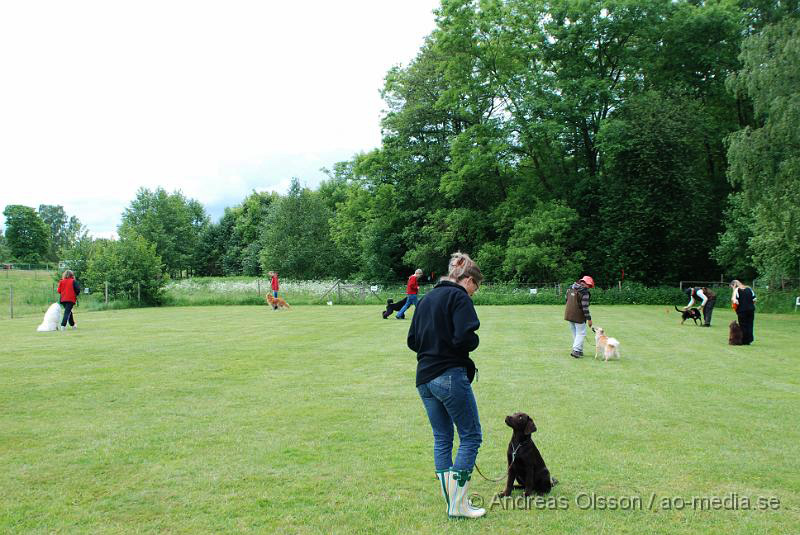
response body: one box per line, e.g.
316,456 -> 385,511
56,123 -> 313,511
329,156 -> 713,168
595,91 -> 717,283
259,179 -> 342,279
501,201 -> 583,282
229,191 -> 278,276
723,15 -> 800,282
2,205 -> 50,262
119,188 -> 208,278
712,192 -> 758,280
38,205 -> 88,260
59,235 -> 97,282
0,228 -> 11,260
194,220 -> 227,276
84,234 -> 166,304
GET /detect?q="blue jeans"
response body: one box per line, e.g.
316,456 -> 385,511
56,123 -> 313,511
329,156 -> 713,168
396,294 -> 418,318
417,367 -> 482,471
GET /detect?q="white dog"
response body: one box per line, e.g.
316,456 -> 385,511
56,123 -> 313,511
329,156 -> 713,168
37,303 -> 62,332
594,327 -> 621,362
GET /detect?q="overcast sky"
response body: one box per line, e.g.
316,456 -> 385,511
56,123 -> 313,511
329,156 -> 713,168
0,0 -> 440,238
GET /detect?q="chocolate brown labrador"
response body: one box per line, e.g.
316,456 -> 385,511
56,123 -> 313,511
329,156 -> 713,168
499,412 -> 557,497
729,321 -> 744,345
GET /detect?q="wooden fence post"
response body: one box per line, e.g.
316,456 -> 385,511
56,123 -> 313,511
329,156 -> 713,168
137,282 -> 141,302
105,282 -> 109,305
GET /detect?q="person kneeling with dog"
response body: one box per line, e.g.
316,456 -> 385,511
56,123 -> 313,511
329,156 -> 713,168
408,252 -> 486,518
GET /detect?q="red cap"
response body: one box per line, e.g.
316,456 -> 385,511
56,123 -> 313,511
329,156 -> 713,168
579,276 -> 595,288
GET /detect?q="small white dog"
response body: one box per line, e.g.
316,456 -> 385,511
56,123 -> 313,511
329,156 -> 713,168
37,302 -> 62,332
594,327 -> 621,362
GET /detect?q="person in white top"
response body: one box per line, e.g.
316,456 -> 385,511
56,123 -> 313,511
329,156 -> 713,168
684,286 -> 717,327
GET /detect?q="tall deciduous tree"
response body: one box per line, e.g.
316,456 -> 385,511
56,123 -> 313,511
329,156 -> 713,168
0,228 -> 11,260
2,205 -> 50,262
37,204 -> 88,260
721,16 -> 800,282
118,188 -> 208,278
595,92 -> 716,282
259,179 -> 342,279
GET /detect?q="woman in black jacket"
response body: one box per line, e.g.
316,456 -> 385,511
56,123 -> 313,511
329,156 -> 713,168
730,280 -> 757,344
408,252 -> 485,518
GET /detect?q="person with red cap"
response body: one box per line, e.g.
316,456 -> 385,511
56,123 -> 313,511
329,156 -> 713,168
564,275 -> 594,358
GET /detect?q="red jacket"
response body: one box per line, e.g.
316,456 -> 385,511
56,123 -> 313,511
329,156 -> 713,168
271,275 -> 279,291
406,274 -> 419,295
57,277 -> 78,303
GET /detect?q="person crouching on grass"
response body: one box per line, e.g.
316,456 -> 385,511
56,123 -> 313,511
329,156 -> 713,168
56,269 -> 80,331
408,252 -> 486,518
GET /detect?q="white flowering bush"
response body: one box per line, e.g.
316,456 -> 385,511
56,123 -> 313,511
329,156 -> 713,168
164,277 -> 410,306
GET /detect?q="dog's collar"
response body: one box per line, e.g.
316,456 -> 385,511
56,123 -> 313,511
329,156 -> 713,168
510,440 -> 525,464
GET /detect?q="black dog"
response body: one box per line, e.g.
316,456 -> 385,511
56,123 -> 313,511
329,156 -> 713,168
499,412 -> 556,497
675,305 -> 702,325
729,321 -> 744,345
382,297 -> 408,319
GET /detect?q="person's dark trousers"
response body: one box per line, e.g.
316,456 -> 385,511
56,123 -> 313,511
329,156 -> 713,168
702,297 -> 717,326
737,309 -> 755,344
60,302 -> 75,327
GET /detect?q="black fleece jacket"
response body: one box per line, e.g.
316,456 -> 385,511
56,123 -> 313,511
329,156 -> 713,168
407,280 -> 480,386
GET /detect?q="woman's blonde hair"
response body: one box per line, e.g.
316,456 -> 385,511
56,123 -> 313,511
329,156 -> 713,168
730,279 -> 749,289
62,270 -> 74,279
447,252 -> 484,284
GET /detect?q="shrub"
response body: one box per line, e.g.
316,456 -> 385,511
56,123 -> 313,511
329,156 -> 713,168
84,234 -> 166,305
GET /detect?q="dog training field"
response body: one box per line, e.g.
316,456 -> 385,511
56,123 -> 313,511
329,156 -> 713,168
2,305 -> 798,534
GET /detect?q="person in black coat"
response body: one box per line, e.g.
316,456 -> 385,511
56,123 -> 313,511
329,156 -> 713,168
730,280 -> 757,344
408,252 -> 486,518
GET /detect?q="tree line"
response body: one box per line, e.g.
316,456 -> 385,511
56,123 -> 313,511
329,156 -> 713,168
2,0 -> 798,295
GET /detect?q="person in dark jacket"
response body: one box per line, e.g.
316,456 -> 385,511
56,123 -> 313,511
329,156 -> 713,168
564,275 -> 594,358
730,280 -> 757,344
56,269 -> 79,330
408,252 -> 485,518
684,286 -> 717,327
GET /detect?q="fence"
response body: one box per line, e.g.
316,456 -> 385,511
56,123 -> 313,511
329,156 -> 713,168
0,269 -> 146,320
753,277 -> 800,290
4,274 -> 799,319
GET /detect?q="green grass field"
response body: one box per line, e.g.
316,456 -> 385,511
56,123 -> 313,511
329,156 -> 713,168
1,305 -> 798,534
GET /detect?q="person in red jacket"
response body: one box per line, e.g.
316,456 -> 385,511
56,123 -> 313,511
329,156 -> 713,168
269,271 -> 279,297
396,269 -> 423,319
56,269 -> 80,330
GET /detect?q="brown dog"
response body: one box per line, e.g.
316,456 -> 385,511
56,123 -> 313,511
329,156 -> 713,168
729,321 -> 743,345
498,412 -> 556,497
266,294 -> 291,310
